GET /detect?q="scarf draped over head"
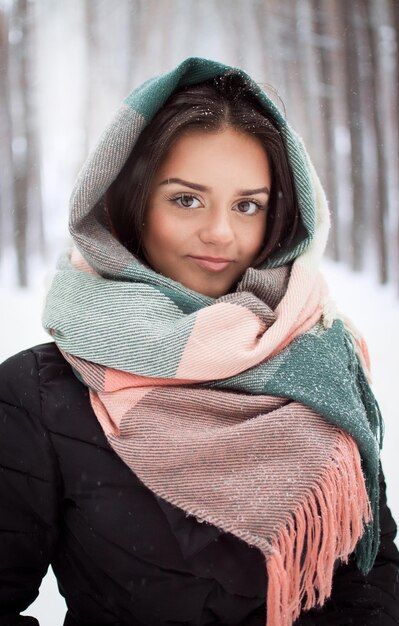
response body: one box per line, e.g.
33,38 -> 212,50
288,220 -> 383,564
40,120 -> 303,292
43,58 -> 382,626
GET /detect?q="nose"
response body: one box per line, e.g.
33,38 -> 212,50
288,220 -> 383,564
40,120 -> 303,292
199,208 -> 235,246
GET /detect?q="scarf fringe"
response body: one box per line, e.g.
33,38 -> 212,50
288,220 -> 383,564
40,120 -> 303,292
266,430 -> 371,626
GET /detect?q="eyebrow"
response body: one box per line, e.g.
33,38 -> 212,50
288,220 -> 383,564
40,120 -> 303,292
159,177 -> 270,196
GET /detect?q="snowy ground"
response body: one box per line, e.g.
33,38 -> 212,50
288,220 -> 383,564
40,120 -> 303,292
1,259 -> 398,625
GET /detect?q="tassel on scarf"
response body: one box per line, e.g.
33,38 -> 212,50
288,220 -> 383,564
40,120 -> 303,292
265,430 -> 371,626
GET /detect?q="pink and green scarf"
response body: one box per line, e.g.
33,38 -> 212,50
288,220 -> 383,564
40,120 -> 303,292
43,58 -> 382,626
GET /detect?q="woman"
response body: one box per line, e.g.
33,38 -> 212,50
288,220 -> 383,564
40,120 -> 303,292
0,57 -> 398,626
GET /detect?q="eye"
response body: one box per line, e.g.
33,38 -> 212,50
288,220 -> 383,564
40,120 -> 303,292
170,194 -> 202,209
235,199 -> 264,215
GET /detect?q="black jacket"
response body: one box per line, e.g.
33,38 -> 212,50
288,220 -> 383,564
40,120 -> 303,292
0,343 -> 398,626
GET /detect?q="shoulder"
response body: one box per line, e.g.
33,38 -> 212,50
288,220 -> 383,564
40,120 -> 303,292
0,345 -> 66,536
1,343 -> 109,450
0,342 -> 71,409
0,341 -> 99,442
0,342 -> 108,478
0,341 -> 69,377
0,343 -> 67,482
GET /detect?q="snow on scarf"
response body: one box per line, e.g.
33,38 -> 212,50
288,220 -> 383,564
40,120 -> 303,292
43,58 -> 382,626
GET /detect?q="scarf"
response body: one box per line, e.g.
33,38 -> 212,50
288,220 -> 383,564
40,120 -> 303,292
43,58 -> 382,626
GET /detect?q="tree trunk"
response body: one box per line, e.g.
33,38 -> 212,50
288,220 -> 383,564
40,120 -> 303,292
25,0 -> 45,258
9,0 -> 29,286
341,1 -> 365,272
391,0 -> 399,290
0,6 -> 14,264
313,0 -> 340,260
295,0 -> 326,175
364,0 -> 390,283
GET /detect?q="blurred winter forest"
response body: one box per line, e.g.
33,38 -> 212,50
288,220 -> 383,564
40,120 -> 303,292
0,0 -> 398,289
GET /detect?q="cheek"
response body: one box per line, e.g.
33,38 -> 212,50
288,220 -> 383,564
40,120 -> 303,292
240,219 -> 267,260
144,209 -> 183,257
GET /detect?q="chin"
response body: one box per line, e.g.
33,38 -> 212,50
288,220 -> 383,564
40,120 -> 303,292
178,278 -> 223,298
198,283 -> 232,299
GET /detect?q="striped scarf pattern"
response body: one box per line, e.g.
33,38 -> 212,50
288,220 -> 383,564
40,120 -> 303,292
43,58 -> 382,626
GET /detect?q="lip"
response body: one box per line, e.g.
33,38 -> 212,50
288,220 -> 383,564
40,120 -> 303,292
188,255 -> 232,272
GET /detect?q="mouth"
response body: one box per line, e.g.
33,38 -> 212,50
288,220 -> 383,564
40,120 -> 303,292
187,256 -> 233,273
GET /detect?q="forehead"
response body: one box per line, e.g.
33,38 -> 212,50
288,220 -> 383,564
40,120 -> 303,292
155,128 -> 270,183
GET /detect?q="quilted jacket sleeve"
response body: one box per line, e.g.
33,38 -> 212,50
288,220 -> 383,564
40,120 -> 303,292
0,350 -> 61,626
296,468 -> 399,625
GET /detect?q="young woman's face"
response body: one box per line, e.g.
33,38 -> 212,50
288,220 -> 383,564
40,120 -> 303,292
143,128 -> 271,298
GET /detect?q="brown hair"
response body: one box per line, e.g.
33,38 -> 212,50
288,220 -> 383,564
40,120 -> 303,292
106,72 -> 300,263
